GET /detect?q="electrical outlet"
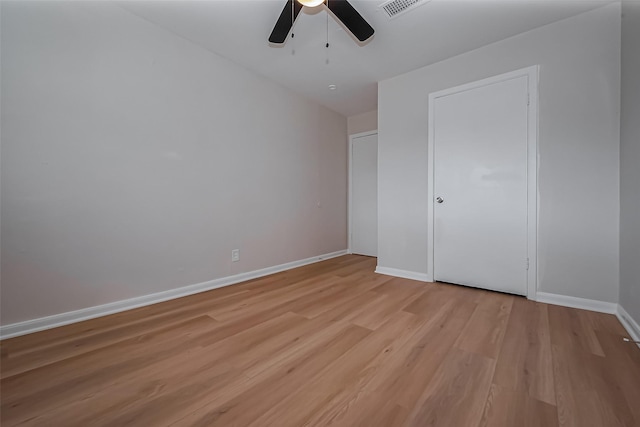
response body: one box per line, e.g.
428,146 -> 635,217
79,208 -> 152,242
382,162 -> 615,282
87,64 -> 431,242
231,249 -> 240,262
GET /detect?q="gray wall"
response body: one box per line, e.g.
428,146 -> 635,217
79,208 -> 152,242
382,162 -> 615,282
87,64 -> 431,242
377,4 -> 621,302
619,0 -> 640,327
0,1 -> 348,325
347,110 -> 378,135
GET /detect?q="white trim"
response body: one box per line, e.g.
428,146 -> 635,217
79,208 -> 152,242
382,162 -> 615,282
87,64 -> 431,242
427,66 -> 539,300
0,250 -> 348,340
536,292 -> 617,314
375,266 -> 430,282
348,130 -> 378,255
617,304 -> 640,347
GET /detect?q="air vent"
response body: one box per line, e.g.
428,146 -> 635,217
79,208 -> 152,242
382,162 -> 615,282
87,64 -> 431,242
379,0 -> 428,19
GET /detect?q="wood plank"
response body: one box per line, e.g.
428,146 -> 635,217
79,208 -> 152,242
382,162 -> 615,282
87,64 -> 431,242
480,383 -> 559,427
594,330 -> 640,422
248,311 -> 424,427
392,295 -> 478,409
290,273 -> 393,319
305,392 -> 410,427
548,304 -> 605,357
348,278 -> 427,330
552,343 -> 636,427
0,316 -> 221,424
170,324 -> 371,427
0,286 -> 250,357
299,314 -> 438,426
1,255 -> 639,427
405,347 -> 496,427
454,291 -> 514,359
492,297 -> 555,405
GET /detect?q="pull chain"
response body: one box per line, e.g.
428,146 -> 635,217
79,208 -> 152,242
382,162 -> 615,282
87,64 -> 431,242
291,0 -> 296,55
325,0 -> 330,64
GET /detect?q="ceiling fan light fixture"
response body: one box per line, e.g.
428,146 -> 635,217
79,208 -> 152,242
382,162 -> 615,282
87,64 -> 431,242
269,0 -> 374,45
297,0 -> 324,7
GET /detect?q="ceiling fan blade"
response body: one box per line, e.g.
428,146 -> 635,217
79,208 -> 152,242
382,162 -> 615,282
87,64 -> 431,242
269,0 -> 303,44
326,0 -> 374,43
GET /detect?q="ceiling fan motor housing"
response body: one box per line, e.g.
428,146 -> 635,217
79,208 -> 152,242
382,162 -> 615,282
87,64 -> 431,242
269,0 -> 374,45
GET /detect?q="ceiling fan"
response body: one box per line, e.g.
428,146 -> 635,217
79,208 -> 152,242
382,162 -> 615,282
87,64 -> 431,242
269,0 -> 374,45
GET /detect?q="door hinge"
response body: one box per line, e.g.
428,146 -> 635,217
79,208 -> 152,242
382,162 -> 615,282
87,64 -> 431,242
527,94 -> 530,106
526,258 -> 530,270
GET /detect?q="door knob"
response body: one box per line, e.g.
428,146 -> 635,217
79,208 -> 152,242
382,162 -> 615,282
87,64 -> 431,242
436,197 -> 444,204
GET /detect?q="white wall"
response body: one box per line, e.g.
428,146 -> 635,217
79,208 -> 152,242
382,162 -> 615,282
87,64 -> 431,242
347,110 -> 378,135
378,4 -> 621,302
0,1 -> 347,326
619,0 -> 640,325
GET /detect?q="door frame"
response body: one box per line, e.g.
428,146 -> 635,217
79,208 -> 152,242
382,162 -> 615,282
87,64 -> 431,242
426,66 -> 539,300
348,130 -> 378,255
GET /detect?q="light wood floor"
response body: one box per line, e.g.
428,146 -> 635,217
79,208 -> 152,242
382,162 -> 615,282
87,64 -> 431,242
1,255 -> 639,426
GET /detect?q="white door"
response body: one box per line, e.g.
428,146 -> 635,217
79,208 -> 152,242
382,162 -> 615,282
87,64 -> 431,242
433,76 -> 529,295
351,133 -> 377,257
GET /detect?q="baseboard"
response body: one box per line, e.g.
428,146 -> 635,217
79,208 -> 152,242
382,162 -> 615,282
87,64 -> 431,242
0,249 -> 348,340
375,266 -> 431,282
536,292 -> 618,314
617,304 -> 640,347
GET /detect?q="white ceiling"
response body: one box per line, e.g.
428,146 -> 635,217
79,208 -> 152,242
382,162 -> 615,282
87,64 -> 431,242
117,0 -> 614,117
